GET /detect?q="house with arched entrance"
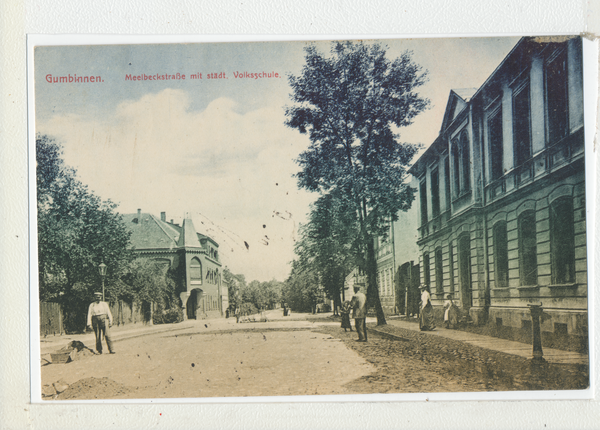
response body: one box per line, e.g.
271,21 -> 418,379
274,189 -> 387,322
122,209 -> 227,320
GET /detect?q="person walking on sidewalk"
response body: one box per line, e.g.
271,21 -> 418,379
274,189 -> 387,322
87,292 -> 115,354
443,294 -> 459,329
340,300 -> 353,332
350,286 -> 367,342
419,284 -> 436,331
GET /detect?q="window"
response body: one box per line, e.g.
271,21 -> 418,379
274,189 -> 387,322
420,179 -> 428,225
513,82 -> 532,166
435,247 -> 443,294
444,158 -> 451,211
448,241 -> 455,293
489,108 -> 504,180
518,211 -> 538,285
546,48 -> 569,144
493,222 -> 509,288
423,253 -> 430,286
190,258 -> 202,281
460,131 -> 471,192
550,197 -> 575,284
431,168 -> 440,218
452,139 -> 460,196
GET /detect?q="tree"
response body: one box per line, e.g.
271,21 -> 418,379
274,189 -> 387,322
37,135 -> 133,331
285,41 -> 429,324
282,259 -> 322,314
223,267 -> 246,311
295,187 -> 359,314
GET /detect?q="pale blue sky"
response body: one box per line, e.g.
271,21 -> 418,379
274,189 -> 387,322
35,36 -> 519,282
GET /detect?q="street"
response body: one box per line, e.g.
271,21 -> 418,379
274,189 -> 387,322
41,310 -> 589,400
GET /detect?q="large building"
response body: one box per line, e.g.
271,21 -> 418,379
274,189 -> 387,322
122,209 -> 227,320
409,37 -> 587,345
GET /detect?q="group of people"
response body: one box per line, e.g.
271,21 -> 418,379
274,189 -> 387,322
340,284 -> 460,338
340,286 -> 368,342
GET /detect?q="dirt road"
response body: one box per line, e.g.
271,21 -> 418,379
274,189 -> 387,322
42,316 -> 375,399
41,311 -> 588,400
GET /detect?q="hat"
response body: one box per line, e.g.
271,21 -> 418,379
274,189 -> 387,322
94,292 -> 103,296
419,284 -> 428,290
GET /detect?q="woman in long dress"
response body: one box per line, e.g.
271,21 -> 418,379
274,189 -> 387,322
419,284 -> 436,331
340,300 -> 353,332
443,294 -> 459,329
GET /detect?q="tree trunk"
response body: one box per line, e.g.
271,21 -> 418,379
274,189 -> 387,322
365,236 -> 387,325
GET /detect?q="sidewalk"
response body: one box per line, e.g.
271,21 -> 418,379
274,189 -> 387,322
377,317 -> 589,365
39,319 -> 200,356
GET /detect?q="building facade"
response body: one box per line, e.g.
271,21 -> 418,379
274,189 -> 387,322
122,209 -> 227,320
409,37 -> 587,344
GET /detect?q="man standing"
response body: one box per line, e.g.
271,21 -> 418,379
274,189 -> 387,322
87,292 -> 115,354
350,286 -> 367,342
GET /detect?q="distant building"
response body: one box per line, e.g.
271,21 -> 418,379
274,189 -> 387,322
374,196 -> 420,316
122,209 -> 227,319
409,37 -> 587,344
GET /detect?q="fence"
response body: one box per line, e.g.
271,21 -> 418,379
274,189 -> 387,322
40,300 -> 150,335
40,301 -> 64,336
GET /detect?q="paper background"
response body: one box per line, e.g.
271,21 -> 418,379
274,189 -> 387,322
2,0 -> 600,428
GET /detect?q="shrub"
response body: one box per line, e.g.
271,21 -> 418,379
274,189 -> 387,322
153,307 -> 184,324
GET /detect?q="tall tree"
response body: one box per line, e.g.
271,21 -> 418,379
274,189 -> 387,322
286,41 -> 428,325
295,187 -> 359,313
37,135 -> 133,331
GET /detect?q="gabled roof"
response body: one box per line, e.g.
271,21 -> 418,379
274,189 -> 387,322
122,212 -> 180,250
440,88 -> 478,133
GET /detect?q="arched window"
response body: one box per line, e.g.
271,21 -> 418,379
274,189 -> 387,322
190,258 -> 202,281
518,211 -> 538,286
493,222 -> 509,288
550,197 -> 575,284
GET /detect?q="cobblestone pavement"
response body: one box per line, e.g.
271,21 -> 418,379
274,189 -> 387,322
314,323 -> 589,393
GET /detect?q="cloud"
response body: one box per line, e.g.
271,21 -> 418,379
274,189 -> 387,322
37,88 -> 315,281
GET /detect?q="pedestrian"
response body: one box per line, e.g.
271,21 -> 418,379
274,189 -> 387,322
443,294 -> 459,329
340,300 -> 353,332
86,292 -> 115,354
418,284 -> 436,331
235,307 -> 240,323
350,286 -> 367,342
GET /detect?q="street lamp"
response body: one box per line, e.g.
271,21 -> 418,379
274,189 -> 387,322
99,263 -> 107,301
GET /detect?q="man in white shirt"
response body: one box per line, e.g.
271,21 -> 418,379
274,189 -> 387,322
350,286 -> 368,342
87,292 -> 115,354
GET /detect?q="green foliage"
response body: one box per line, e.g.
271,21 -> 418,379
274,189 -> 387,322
240,302 -> 258,316
223,267 -> 246,310
241,279 -> 282,311
37,134 -> 133,305
285,41 -> 429,324
153,307 -> 184,325
282,260 -> 323,314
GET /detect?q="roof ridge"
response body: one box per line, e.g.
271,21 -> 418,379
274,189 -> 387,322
148,214 -> 179,247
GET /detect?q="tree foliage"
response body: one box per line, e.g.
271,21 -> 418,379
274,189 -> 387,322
294,188 -> 359,312
282,260 -> 322,314
285,41 -> 428,324
37,135 -> 134,331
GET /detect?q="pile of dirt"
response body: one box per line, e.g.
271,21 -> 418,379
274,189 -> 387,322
56,377 -> 133,400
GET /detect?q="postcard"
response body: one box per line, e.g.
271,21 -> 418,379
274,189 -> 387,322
30,35 -> 594,402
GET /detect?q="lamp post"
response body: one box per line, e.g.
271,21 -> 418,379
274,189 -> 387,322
99,263 -> 107,301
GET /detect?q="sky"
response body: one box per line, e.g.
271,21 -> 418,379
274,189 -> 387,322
34,36 -> 519,282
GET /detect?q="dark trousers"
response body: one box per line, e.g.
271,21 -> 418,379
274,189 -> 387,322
92,315 -> 114,353
354,318 -> 367,341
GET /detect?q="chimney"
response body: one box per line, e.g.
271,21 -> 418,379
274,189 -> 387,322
161,212 -> 166,222
137,208 -> 141,223
170,219 -> 174,224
